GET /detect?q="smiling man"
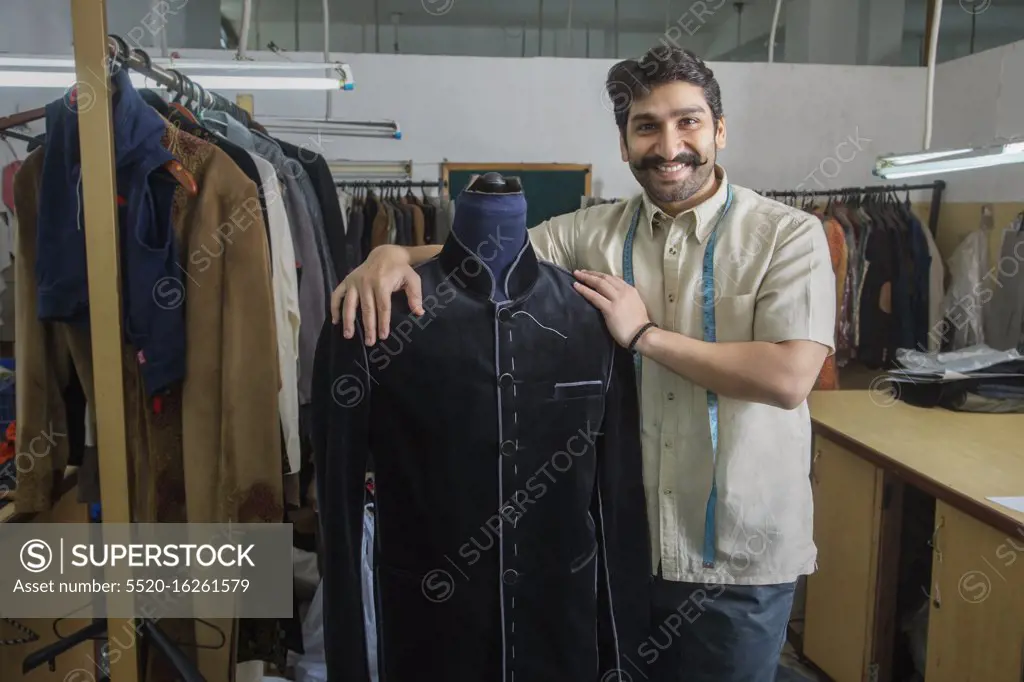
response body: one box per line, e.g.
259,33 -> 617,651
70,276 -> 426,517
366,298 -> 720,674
328,47 -> 835,682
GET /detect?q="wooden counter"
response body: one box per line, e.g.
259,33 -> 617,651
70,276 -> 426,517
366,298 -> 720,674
804,391 -> 1024,682
809,391 -> 1024,535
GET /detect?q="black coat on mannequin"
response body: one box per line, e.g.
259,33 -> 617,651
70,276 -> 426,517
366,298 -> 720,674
311,179 -> 651,682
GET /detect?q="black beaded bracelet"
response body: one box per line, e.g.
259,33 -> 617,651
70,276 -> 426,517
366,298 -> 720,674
628,322 -> 657,353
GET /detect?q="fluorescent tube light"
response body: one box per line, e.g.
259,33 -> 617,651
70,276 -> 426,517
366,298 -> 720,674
0,70 -> 343,91
148,75 -> 342,90
0,56 -> 350,71
874,142 -> 1024,179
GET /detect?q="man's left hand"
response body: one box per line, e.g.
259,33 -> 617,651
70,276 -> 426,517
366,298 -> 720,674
572,269 -> 651,348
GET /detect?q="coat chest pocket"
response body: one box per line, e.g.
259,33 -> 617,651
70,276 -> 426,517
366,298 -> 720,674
549,380 -> 606,442
553,380 -> 604,401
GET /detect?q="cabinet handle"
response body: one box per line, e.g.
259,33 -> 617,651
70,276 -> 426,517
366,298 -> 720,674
929,516 -> 945,564
920,583 -> 941,610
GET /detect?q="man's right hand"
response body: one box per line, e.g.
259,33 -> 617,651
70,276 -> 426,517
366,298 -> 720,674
330,245 -> 425,345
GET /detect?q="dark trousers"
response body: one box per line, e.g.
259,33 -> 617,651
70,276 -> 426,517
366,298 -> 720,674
623,577 -> 797,682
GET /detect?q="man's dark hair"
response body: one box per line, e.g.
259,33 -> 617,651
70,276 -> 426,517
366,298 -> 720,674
605,47 -> 723,135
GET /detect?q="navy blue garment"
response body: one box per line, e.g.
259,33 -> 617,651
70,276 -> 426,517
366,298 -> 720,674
889,212 -> 915,356
450,183 -> 528,302
39,68 -> 184,395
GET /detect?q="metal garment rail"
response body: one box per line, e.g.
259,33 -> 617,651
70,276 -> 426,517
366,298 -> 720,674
335,179 -> 446,191
103,34 -> 255,125
757,180 -> 946,237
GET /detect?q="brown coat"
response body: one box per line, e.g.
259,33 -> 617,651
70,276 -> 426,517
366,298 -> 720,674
13,125 -> 284,525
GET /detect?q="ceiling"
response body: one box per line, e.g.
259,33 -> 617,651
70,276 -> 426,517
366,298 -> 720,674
220,0 -> 1024,61
225,0 -> 768,30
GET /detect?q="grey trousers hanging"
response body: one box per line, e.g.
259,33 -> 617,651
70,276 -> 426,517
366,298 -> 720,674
985,229 -> 1024,351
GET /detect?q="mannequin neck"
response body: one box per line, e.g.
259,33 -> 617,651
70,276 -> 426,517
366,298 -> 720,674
451,180 -> 528,302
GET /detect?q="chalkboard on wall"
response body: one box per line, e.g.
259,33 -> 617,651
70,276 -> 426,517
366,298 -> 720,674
443,163 -> 592,228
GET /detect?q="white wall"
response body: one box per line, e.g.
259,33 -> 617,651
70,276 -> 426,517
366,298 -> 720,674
0,47 -> 928,202
931,39 -> 1024,203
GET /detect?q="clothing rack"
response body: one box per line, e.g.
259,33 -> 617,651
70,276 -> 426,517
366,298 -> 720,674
0,129 -> 38,145
0,107 -> 46,131
103,35 -> 255,127
335,178 -> 446,191
757,180 -> 946,237
10,6 -> 284,681
0,35 -> 256,137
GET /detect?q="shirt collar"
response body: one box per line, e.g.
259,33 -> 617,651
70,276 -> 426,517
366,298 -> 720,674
640,164 -> 729,244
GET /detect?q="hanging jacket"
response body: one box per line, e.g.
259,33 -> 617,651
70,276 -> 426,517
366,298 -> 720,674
39,68 -> 184,396
290,146 -> 349,281
251,133 -> 325,405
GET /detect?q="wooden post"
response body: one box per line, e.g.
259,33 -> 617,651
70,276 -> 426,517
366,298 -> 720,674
69,1 -> 139,680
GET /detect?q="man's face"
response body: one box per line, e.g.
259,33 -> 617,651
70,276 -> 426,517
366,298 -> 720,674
619,81 -> 726,207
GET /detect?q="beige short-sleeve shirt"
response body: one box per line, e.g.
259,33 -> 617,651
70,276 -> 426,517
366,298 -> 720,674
529,165 -> 836,585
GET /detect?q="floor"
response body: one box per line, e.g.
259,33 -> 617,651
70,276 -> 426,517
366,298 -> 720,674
778,642 -> 829,681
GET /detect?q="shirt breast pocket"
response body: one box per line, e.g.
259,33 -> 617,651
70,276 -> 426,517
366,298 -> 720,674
713,293 -> 757,343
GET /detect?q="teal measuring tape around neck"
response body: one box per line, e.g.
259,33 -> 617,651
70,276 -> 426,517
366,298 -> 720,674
622,184 -> 734,570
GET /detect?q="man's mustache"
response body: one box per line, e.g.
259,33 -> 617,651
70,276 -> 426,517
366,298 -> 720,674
634,151 -> 708,171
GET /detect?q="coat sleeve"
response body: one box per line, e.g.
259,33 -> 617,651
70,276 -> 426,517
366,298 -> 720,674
12,149 -> 72,513
311,315 -> 373,682
593,343 -> 651,682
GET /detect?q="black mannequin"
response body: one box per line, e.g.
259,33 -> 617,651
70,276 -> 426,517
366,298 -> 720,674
451,172 -> 527,302
313,167 -> 652,682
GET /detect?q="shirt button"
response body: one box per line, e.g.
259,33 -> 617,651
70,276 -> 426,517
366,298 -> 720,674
668,294 -> 676,303
500,440 -> 517,457
497,307 -> 512,322
667,392 -> 675,401
498,373 -> 514,388
664,489 -> 672,495
669,248 -> 678,256
502,569 -> 520,585
664,440 -> 672,448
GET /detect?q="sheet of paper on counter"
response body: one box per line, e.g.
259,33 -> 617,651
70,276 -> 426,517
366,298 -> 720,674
986,496 -> 1024,514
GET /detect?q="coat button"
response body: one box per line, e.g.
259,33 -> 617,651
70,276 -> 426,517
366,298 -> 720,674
500,440 -> 517,456
498,373 -> 514,388
502,569 -> 520,585
497,307 -> 512,322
